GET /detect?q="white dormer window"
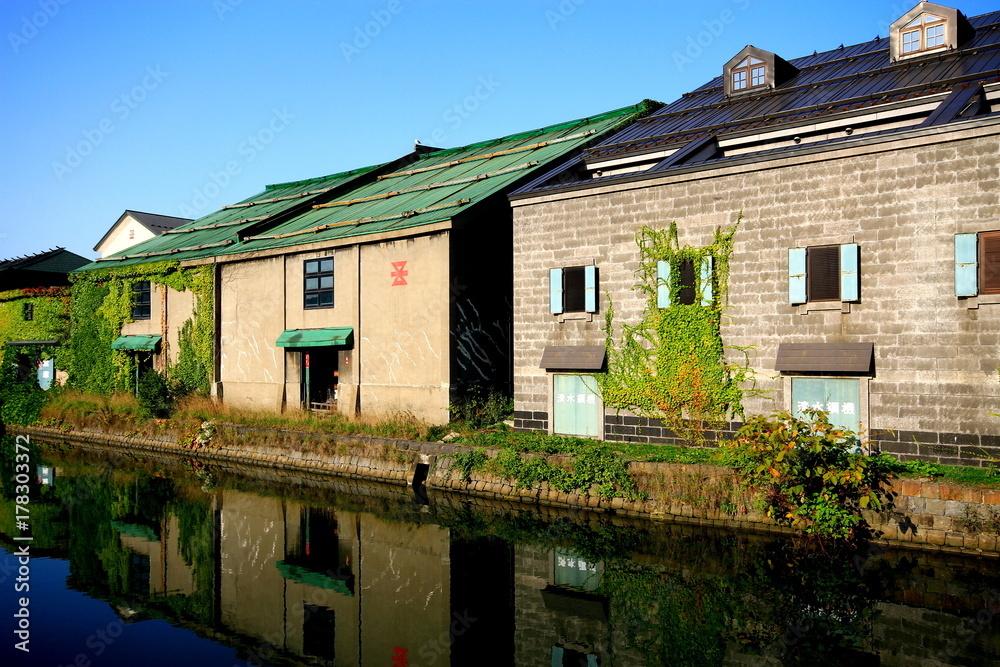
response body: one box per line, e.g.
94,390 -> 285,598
732,56 -> 766,91
889,3 -> 974,62
901,13 -> 947,54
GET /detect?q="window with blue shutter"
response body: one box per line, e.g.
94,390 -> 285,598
789,244 -> 860,304
657,256 -> 713,308
550,265 -> 598,314
954,231 -> 1000,297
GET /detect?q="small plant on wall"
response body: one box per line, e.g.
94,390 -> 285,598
597,219 -> 762,446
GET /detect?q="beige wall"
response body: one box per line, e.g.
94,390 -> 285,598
96,214 -> 157,257
218,232 -> 452,423
512,120 -> 1000,445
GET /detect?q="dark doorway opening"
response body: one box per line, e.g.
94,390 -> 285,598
303,348 -> 339,410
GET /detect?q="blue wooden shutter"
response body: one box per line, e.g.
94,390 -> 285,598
656,260 -> 671,308
550,647 -> 564,667
584,265 -> 597,312
840,243 -> 859,302
955,233 -> 978,297
788,248 -> 806,304
700,255 -> 714,306
549,268 -> 563,314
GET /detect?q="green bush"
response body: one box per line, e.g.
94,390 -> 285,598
0,349 -> 48,426
450,384 -> 512,429
136,370 -> 172,419
723,410 -> 895,542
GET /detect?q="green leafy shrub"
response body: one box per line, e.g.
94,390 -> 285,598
723,410 -> 895,542
0,348 -> 48,426
136,370 -> 172,419
450,384 -> 512,429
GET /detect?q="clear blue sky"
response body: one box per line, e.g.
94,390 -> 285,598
2,0 -> 996,261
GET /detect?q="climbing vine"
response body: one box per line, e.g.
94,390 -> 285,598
598,220 -> 760,446
68,262 -> 213,395
0,286 -> 71,369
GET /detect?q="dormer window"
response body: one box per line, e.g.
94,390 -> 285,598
889,3 -> 975,62
901,13 -> 947,54
732,56 -> 766,91
723,46 -> 798,98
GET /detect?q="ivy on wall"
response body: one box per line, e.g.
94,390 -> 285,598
69,262 -> 214,394
597,220 -> 760,445
0,286 -> 71,366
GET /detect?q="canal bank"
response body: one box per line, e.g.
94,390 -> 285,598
11,423 -> 1000,557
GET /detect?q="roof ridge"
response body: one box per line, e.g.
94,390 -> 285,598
263,162 -> 385,191
414,101 -> 655,161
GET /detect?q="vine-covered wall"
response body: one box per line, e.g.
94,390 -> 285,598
598,221 -> 758,443
0,286 -> 72,369
69,262 -> 214,394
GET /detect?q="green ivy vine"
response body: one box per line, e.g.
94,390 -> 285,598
69,262 -> 214,394
0,286 -> 71,368
597,219 -> 760,445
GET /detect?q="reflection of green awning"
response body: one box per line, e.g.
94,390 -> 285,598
110,520 -> 159,542
276,560 -> 354,596
275,327 -> 353,348
111,335 -> 162,351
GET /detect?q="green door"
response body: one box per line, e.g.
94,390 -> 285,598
552,374 -> 601,437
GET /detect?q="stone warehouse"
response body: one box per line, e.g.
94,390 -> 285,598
510,3 -> 1000,464
76,103 -> 652,423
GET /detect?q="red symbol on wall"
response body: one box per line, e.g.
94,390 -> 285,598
391,261 -> 409,286
392,646 -> 409,666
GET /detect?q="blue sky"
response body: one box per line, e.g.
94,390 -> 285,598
1,0 -> 997,261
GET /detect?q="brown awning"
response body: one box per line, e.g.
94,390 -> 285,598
775,342 -> 874,373
539,345 -> 606,371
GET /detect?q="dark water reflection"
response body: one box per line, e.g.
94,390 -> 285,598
2,436 -> 1000,666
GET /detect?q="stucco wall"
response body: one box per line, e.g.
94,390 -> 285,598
512,120 -> 1000,460
120,282 -> 195,369
217,232 -> 452,423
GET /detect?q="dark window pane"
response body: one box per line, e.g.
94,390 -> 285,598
981,231 -> 1000,294
319,292 -> 334,306
305,294 -> 319,307
23,303 -> 33,321
678,258 -> 696,305
563,266 -> 586,313
320,259 -> 333,273
808,245 -> 840,302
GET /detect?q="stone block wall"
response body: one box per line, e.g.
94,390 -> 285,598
511,120 -> 1000,464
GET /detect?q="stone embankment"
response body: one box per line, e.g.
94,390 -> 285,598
12,424 -> 1000,556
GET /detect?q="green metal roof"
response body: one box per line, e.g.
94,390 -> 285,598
111,334 -> 162,351
79,102 -> 650,271
76,164 -> 387,271
275,327 -> 353,348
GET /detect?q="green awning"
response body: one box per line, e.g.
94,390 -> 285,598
110,520 -> 160,542
276,560 -> 354,596
275,327 -> 353,348
111,335 -> 162,351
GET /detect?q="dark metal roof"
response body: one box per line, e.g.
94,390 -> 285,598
92,210 -> 194,252
0,247 -> 90,275
775,342 -> 875,374
514,10 -> 1000,195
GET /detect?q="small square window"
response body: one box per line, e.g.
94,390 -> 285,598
131,281 -> 151,320
902,29 -> 920,52
732,70 -> 747,90
22,302 -> 33,321
304,257 -> 334,309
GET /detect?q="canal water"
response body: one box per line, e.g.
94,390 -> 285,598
3,436 -> 1000,667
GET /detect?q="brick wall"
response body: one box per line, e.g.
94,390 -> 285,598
512,120 -> 1000,463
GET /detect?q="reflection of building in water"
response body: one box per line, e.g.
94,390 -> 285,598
216,489 -> 515,666
112,514 -> 196,597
